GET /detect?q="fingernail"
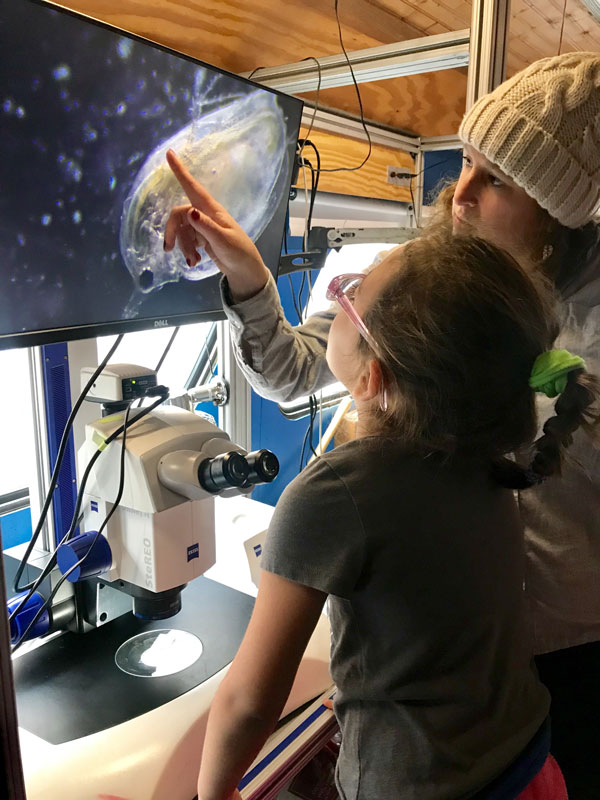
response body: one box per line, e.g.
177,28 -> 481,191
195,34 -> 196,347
190,209 -> 200,221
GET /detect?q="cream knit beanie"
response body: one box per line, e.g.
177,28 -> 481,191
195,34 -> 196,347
459,52 -> 600,228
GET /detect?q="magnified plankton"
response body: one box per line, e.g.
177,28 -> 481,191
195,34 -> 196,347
120,80 -> 288,298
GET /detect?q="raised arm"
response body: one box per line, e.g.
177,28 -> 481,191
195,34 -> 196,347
164,149 -> 270,302
196,570 -> 326,800
165,149 -> 335,402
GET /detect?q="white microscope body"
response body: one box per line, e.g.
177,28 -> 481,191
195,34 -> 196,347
78,406 -> 245,596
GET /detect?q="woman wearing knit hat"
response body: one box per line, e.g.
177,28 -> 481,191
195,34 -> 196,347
164,51 -> 600,798
451,54 -> 600,799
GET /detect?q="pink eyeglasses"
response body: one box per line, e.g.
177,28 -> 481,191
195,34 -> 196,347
326,273 -> 380,355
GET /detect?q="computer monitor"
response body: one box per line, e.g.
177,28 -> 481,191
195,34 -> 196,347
0,0 -> 303,350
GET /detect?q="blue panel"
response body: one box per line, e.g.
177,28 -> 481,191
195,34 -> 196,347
251,234 -> 336,507
41,343 -> 78,548
251,397 -> 336,506
194,402 -> 218,424
422,149 -> 462,206
0,508 -> 33,549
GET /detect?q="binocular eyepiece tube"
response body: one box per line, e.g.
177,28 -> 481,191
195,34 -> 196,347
198,449 -> 279,494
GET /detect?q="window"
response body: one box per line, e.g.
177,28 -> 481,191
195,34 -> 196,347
0,349 -> 34,498
97,322 -> 216,399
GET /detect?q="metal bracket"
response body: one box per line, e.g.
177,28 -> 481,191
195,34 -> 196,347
279,223 -> 420,274
189,377 -> 230,407
167,377 -> 230,412
326,226 -> 419,247
241,29 -> 470,93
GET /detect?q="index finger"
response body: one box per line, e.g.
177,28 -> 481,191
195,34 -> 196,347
166,149 -> 224,215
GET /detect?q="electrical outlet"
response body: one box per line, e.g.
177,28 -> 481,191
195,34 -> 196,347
387,166 -> 413,187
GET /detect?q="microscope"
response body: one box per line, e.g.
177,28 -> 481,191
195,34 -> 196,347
5,365 -> 334,800
8,364 -> 279,641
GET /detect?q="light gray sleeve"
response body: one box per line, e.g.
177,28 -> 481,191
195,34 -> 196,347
261,457 -> 365,598
219,273 -> 336,403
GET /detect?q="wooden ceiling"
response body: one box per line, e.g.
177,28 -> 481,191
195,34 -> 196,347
58,0 -> 600,138
53,1 -> 600,199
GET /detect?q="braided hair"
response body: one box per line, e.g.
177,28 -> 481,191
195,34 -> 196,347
357,225 -> 600,490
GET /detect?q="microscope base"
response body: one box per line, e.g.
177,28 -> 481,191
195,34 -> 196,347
15,575 -> 333,800
14,576 -> 253,744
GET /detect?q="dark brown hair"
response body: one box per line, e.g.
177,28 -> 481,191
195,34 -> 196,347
359,225 -> 599,489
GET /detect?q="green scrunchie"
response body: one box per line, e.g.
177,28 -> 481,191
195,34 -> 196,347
529,350 -> 586,398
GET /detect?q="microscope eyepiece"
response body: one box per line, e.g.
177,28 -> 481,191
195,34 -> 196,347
198,451 -> 249,493
244,449 -> 280,485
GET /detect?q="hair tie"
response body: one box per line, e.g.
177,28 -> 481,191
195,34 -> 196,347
529,350 -> 586,398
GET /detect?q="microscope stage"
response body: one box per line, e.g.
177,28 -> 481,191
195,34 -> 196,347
13,576 -> 254,744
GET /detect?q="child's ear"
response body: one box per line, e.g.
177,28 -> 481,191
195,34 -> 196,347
354,358 -> 384,403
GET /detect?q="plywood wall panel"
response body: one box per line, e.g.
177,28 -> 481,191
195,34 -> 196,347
294,129 -> 414,202
300,69 -> 468,138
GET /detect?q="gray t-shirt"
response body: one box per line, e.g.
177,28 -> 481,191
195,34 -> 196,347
262,437 -> 549,800
221,251 -> 600,655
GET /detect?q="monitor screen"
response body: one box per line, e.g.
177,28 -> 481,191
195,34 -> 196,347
0,0 -> 303,349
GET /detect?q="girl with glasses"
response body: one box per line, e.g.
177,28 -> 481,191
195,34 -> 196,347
165,52 -> 600,798
175,217 -> 599,798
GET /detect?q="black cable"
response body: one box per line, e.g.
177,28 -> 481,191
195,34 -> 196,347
288,149 -> 313,323
154,327 -> 180,373
299,394 -> 319,472
557,0 -> 568,55
409,182 -> 419,228
135,326 -> 180,407
12,402 -> 133,654
293,7 -> 371,176
288,275 -> 303,323
316,0 -> 372,174
303,143 -> 321,233
296,143 -> 320,242
283,206 -> 290,256
308,395 -> 318,458
299,395 -> 312,471
298,272 -> 307,322
386,155 -> 462,186
297,154 -> 315,252
246,66 -> 266,81
299,57 -> 322,147
13,334 -> 124,594
296,159 -> 312,322
9,387 -> 168,630
10,391 -> 165,642
292,154 -> 319,321
415,155 -> 460,178
298,19 -> 462,184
